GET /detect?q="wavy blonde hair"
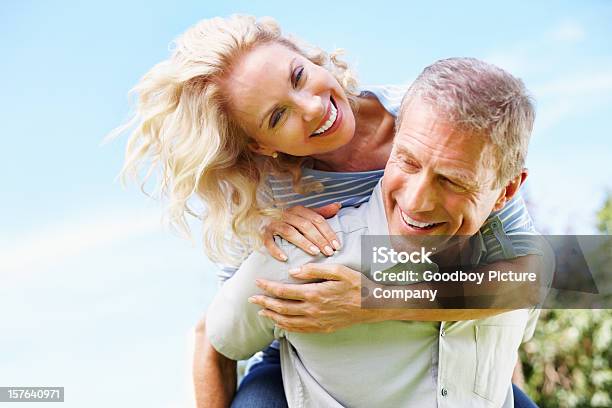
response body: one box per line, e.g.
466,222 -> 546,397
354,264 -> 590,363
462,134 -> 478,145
111,15 -> 358,266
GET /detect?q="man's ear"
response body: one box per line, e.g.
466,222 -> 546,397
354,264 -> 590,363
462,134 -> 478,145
247,141 -> 276,157
493,169 -> 528,211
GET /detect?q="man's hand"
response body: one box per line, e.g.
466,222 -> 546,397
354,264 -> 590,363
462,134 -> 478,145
249,264 -> 374,333
249,253 -> 549,330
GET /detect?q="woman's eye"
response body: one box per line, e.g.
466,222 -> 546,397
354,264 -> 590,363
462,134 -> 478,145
270,108 -> 285,128
293,66 -> 304,87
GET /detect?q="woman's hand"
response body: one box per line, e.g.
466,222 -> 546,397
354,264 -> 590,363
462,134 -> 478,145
262,203 -> 342,261
248,264 -> 375,333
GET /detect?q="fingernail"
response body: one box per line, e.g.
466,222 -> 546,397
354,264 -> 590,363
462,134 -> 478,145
255,279 -> 262,286
258,310 -> 264,316
309,246 -> 320,255
332,240 -> 341,250
279,253 -> 288,261
323,245 -> 334,256
248,296 -> 256,303
289,267 -> 301,275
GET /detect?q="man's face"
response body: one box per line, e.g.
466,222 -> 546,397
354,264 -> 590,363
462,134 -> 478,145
382,99 -> 507,238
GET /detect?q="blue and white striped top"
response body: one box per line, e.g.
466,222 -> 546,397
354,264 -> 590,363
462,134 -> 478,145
216,85 -> 538,282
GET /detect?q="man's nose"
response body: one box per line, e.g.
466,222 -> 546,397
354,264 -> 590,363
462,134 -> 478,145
297,93 -> 324,122
403,173 -> 436,213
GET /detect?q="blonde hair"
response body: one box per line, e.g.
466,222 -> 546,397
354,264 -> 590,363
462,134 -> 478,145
111,15 -> 357,266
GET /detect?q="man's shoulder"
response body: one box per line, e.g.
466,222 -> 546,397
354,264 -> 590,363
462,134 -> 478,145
234,247 -> 290,284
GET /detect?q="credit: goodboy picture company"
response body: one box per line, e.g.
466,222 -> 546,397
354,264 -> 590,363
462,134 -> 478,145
369,246 -> 537,303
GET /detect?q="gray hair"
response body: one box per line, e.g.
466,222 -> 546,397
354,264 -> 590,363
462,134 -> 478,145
398,57 -> 535,188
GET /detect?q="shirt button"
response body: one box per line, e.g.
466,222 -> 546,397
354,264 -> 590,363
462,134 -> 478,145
440,328 -> 446,337
441,388 -> 448,397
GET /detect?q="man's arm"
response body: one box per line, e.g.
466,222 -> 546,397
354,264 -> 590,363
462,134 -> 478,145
193,316 -> 236,408
192,248 -> 290,407
250,253 -> 551,332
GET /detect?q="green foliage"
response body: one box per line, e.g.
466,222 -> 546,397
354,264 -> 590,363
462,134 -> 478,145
520,193 -> 612,407
521,309 -> 612,407
597,194 -> 612,234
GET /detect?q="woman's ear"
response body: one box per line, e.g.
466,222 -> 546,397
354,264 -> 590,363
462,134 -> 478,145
493,169 -> 529,211
247,141 -> 277,157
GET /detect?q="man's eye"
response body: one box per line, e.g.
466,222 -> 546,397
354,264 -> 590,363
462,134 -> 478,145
270,108 -> 285,128
293,66 -> 304,87
401,159 -> 419,172
441,177 -> 466,192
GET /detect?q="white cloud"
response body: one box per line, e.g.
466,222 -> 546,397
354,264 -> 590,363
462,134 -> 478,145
483,19 -> 588,77
532,70 -> 612,131
0,207 -> 162,275
534,99 -> 574,133
533,72 -> 612,97
548,20 -> 586,43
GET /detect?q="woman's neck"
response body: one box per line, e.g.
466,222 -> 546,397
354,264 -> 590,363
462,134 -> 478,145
311,95 -> 395,172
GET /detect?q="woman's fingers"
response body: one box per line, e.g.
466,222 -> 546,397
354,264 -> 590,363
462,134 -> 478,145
269,222 -> 322,256
262,229 -> 288,262
284,206 -> 340,252
262,204 -> 342,259
281,212 -> 335,255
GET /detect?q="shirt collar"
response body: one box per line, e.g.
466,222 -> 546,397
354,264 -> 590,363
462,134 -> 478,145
365,180 -> 390,236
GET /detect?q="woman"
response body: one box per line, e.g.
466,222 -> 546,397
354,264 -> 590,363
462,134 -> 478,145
115,15 -> 537,408
116,15 -> 396,272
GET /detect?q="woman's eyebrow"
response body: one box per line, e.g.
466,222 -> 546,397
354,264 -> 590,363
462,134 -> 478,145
258,57 -> 297,129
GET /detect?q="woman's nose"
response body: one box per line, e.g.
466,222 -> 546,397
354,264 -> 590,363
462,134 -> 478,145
298,93 -> 324,122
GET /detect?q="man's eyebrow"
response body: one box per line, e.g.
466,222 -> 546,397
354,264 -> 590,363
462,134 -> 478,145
395,144 -> 415,159
258,57 -> 296,129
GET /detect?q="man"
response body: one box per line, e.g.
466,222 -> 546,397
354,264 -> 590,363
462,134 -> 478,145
200,58 -> 549,407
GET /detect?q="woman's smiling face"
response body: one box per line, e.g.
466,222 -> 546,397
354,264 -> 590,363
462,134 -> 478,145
221,43 -> 356,157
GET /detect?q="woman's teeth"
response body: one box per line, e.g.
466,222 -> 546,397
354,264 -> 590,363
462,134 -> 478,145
312,101 -> 338,135
401,211 -> 437,229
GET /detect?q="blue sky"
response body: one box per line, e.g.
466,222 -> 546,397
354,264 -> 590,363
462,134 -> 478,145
1,1 -> 611,406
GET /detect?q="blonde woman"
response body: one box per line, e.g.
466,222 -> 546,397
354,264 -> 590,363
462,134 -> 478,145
115,16 -> 538,408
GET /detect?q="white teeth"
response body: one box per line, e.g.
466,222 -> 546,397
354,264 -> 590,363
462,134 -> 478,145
401,211 -> 435,228
312,101 -> 338,135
